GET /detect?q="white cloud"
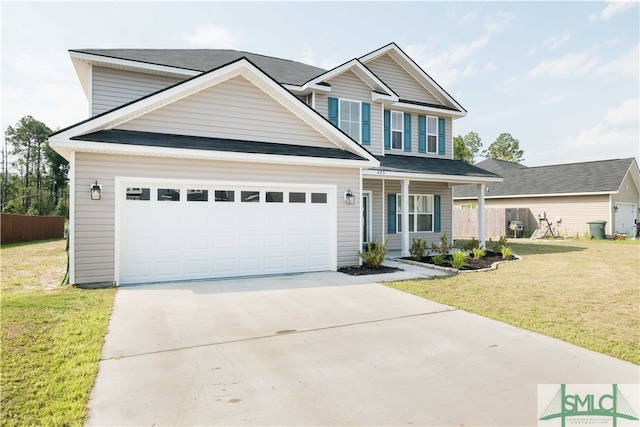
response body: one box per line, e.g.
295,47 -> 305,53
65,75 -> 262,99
543,31 -> 572,50
528,53 -> 601,78
484,12 -> 516,35
595,44 -> 639,79
297,45 -> 317,67
589,0 -> 637,22
458,12 -> 477,26
560,98 -> 640,160
180,24 -> 240,48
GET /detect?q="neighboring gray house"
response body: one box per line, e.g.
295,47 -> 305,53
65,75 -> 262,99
50,43 -> 500,287
454,158 -> 640,238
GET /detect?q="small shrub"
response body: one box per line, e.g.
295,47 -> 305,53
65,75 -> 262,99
430,231 -> 451,257
431,254 -> 445,265
472,247 -> 486,259
463,237 -> 481,251
501,246 -> 514,259
451,251 -> 469,269
487,235 -> 508,252
359,237 -> 388,268
410,237 -> 427,261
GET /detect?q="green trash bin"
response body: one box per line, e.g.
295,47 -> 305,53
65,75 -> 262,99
587,221 -> 607,240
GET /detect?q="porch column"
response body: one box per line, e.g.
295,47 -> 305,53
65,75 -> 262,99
477,183 -> 486,248
402,179 -> 410,257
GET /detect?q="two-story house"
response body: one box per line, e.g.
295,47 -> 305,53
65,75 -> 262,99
50,42 -> 501,287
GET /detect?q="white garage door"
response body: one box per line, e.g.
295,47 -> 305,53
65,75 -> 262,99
117,180 -> 335,285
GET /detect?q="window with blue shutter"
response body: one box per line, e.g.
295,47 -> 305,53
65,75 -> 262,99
438,118 -> 445,155
434,195 -> 441,232
418,115 -> 426,153
328,97 -> 338,126
387,194 -> 396,234
384,110 -> 391,150
404,113 -> 412,152
361,102 -> 370,146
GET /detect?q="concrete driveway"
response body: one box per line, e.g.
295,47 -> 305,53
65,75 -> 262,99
86,271 -> 638,426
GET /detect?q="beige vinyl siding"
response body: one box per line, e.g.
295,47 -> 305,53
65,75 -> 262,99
73,152 -> 360,285
315,70 -> 384,155
92,66 -> 183,115
116,75 -> 336,149
375,180 -> 452,250
454,195 -> 611,237
365,54 -> 441,105
612,172 -> 640,205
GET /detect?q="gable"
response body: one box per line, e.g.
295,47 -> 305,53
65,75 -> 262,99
364,53 -> 442,105
116,75 -> 336,149
323,70 -> 373,101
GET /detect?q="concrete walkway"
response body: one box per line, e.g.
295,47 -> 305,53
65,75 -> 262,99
86,268 -> 638,426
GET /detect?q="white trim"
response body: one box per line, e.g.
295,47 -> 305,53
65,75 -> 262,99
381,178 -> 386,239
51,139 -> 375,169
401,180 -> 410,257
51,58 -> 379,166
304,59 -> 396,97
396,193 -> 435,234
372,92 -> 399,104
338,98 -> 363,144
453,190 -> 616,200
363,169 -> 503,184
362,190 -> 372,245
70,51 -> 199,79
359,44 -> 466,114
426,115 -> 438,154
390,110 -> 404,151
87,65 -> 93,116
391,101 -> 466,119
69,151 -> 76,285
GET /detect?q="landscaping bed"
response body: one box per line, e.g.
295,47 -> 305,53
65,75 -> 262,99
401,250 -> 517,271
338,265 -> 402,276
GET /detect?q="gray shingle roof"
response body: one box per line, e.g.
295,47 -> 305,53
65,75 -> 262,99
71,49 -> 327,86
375,155 -> 502,178
73,129 -> 368,161
453,158 -> 637,198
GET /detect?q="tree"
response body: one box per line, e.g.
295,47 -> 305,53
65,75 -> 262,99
483,133 -> 525,163
454,131 -> 483,164
3,116 -> 68,215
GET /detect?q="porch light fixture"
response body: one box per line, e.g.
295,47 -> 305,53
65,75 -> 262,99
614,205 -> 618,212
345,189 -> 355,205
90,181 -> 102,200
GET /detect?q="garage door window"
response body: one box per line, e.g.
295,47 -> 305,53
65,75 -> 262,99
241,191 -> 260,203
215,190 -> 234,202
126,188 -> 150,200
311,193 -> 327,203
158,188 -> 180,201
289,192 -> 305,203
266,192 -> 284,203
187,189 -> 208,202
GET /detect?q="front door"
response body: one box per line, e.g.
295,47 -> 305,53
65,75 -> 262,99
362,192 -> 372,245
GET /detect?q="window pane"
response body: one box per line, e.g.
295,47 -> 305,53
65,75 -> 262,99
397,213 -> 402,232
158,188 -> 180,201
126,188 -> 150,200
409,195 -> 415,212
241,191 -> 259,202
340,100 -> 349,121
392,131 -> 402,149
215,190 -> 234,202
351,123 -> 360,142
417,214 -> 433,232
397,195 -> 402,213
187,189 -> 208,202
409,214 -> 415,232
428,117 -> 438,133
351,102 -> 360,121
311,193 -> 327,203
391,111 -> 402,129
266,191 -> 283,203
289,192 -> 305,203
428,135 -> 437,153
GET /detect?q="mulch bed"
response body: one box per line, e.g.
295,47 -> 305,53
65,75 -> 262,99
338,265 -> 403,276
404,251 -> 516,271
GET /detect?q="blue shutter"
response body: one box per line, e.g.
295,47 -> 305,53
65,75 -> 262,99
361,102 -> 370,146
384,110 -> 391,150
438,117 -> 445,155
404,113 -> 412,152
328,97 -> 339,126
418,115 -> 426,153
388,194 -> 396,234
434,195 -> 441,233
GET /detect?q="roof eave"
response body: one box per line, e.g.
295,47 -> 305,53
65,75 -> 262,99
363,169 -> 502,184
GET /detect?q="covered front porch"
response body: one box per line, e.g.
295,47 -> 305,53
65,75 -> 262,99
361,155 -> 503,256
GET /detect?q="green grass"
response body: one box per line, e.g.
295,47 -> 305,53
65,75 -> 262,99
1,239 -> 116,426
386,239 -> 640,365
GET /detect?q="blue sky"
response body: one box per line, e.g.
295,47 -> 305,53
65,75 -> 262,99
2,1 -> 638,166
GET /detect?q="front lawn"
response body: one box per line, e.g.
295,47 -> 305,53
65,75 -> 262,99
1,239 -> 116,426
386,239 -> 640,365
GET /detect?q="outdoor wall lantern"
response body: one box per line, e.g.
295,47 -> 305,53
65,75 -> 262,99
614,205 -> 619,212
90,181 -> 102,200
345,189 -> 355,205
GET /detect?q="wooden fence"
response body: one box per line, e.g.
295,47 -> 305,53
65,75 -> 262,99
1,213 -> 65,244
454,208 -> 536,239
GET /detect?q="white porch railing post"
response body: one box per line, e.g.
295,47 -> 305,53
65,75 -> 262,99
402,179 -> 410,257
478,183 -> 486,248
